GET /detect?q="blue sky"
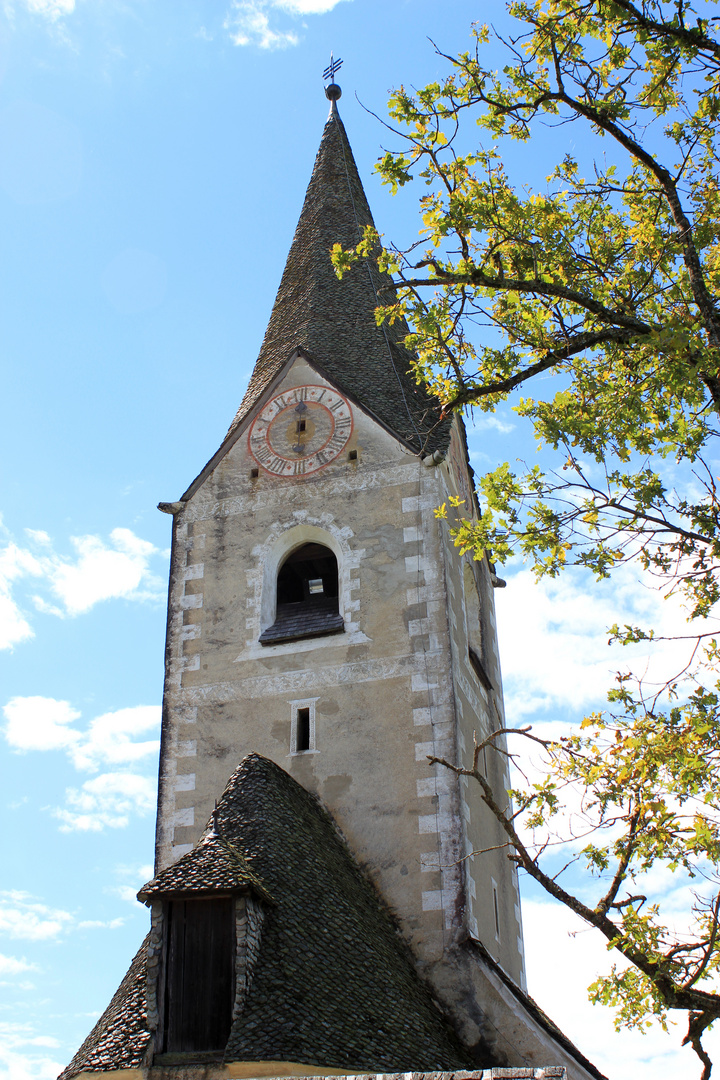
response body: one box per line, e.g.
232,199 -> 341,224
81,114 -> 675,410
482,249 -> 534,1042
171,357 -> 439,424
2,2 -> 718,1079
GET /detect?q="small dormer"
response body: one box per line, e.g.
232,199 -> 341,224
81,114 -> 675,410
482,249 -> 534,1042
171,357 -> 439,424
137,823 -> 272,1063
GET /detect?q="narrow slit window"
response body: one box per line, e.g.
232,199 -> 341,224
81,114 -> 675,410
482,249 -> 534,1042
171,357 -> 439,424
296,708 -> 311,752
296,419 -> 306,433
290,700 -> 317,755
492,881 -> 501,940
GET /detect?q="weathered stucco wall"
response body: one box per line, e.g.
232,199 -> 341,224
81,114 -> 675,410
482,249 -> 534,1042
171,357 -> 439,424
156,357 -> 471,973
434,427 -> 527,990
152,356 -> 597,1079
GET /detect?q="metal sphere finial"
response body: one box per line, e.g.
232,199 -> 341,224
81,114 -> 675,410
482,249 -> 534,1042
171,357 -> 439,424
325,83 -> 342,102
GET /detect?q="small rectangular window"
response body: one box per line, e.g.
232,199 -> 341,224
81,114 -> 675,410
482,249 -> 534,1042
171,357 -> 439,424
250,467 -> 259,479
290,698 -> 318,755
296,708 -> 311,752
347,449 -> 358,461
296,419 -> 306,433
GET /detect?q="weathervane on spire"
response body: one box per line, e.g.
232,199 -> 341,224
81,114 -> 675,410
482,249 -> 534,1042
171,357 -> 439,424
323,53 -> 343,83
323,53 -> 343,103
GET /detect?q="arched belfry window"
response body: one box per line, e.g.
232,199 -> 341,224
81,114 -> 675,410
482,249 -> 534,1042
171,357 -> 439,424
260,543 -> 344,645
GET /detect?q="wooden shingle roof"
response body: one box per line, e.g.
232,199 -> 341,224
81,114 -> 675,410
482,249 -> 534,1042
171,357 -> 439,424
59,754 -> 472,1078
226,98 -> 450,455
136,830 -> 273,904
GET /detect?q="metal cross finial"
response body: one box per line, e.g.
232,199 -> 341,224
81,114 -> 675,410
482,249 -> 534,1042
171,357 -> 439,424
323,53 -> 343,83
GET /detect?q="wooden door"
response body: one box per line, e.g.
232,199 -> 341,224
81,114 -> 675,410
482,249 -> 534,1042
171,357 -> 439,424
163,897 -> 234,1053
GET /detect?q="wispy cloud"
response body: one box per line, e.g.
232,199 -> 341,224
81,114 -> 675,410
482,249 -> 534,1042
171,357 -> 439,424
3,698 -> 160,831
0,954 -> 37,976
76,917 -> 125,930
495,563 -> 707,721
0,890 -> 128,943
223,0 -> 349,49
522,897 -> 720,1079
110,863 -> 154,904
17,0 -> 74,20
470,412 -> 516,435
55,771 -> 156,831
0,892 -> 74,942
0,1021 -> 63,1080
0,521 -> 165,650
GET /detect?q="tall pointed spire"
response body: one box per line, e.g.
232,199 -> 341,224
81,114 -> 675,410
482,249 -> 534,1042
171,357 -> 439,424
227,86 -> 447,454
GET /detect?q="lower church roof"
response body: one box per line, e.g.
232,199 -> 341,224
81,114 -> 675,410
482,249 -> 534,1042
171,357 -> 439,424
59,753 -> 472,1079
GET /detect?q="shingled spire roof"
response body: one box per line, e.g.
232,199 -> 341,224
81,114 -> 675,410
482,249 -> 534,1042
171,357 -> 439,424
226,92 -> 450,455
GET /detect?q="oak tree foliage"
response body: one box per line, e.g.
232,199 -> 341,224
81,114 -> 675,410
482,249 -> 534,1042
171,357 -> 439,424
333,2 -> 720,1074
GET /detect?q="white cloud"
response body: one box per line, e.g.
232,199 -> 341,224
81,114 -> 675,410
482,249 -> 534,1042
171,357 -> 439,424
3,696 -> 81,753
470,412 -> 515,435
2,698 -> 160,829
3,697 -> 160,769
76,917 -> 125,930
48,528 -> 158,615
24,530 -> 50,545
111,863 -> 154,904
0,892 -> 73,941
0,543 -> 44,649
0,1023 -> 63,1080
21,0 -> 74,19
69,705 -> 160,772
276,0 -> 346,11
0,594 -> 34,650
495,563 -> 704,721
55,771 -> 157,832
0,524 -> 164,650
0,954 -> 36,976
522,896 -> 720,1080
224,2 -> 298,48
224,0 -> 349,49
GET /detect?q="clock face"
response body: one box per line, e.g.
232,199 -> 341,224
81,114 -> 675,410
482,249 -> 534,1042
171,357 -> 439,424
248,385 -> 353,478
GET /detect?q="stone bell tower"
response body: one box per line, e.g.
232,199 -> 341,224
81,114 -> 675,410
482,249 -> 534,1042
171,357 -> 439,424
59,80 -> 602,1080
155,79 -> 523,985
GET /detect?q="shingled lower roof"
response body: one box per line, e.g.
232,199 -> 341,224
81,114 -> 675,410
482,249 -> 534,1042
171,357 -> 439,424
219,753 -> 472,1071
59,753 -> 473,1078
226,101 -> 451,456
58,938 -> 152,1080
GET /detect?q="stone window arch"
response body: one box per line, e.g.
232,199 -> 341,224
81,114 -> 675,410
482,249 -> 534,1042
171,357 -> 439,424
260,537 -> 344,645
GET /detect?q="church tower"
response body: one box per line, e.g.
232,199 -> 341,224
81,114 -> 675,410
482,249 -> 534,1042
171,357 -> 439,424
59,81 -> 601,1080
